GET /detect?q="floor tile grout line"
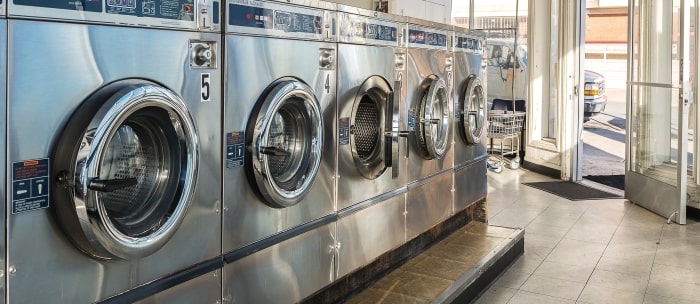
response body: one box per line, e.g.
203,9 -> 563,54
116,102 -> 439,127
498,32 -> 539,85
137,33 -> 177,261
572,198 -> 632,302
505,191 -> 591,301
640,221 -> 666,303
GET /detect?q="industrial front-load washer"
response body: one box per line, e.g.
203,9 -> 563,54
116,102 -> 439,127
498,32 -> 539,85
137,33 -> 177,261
5,2 -> 222,302
453,28 -> 488,211
335,5 -> 409,278
404,17 -> 454,239
222,0 -> 337,302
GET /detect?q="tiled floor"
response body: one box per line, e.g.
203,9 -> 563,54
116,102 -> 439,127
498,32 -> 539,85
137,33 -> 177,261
481,167 -> 700,304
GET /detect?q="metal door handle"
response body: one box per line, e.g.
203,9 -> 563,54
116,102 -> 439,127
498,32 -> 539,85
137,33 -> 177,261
88,178 -> 138,192
260,146 -> 292,157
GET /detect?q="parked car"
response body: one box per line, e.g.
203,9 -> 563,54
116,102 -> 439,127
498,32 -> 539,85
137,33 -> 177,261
583,70 -> 607,120
485,39 -> 607,120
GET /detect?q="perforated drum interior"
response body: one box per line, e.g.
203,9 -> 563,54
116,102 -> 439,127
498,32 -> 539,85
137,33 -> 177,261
100,112 -> 181,238
51,82 -> 199,260
264,99 -> 312,191
248,80 -> 322,208
349,76 -> 392,180
354,96 -> 381,162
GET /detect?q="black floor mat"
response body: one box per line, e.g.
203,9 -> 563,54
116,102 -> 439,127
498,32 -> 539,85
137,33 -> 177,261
523,181 -> 622,201
584,175 -> 625,190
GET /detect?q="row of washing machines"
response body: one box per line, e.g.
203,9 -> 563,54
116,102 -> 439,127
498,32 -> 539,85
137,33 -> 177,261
0,0 -> 487,303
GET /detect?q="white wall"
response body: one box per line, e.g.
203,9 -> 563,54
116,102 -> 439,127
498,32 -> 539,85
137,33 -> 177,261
331,0 -> 453,24
334,0 -> 373,9
393,0 -> 452,23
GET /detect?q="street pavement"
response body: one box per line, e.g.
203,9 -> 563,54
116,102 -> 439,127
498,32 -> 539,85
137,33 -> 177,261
582,88 -> 626,176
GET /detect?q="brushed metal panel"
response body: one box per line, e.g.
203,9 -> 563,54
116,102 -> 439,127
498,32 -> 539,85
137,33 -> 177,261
7,21 -> 222,302
136,270 -> 222,304
336,193 -> 405,278
453,48 -> 487,166
406,172 -> 452,240
626,171 -> 680,222
222,35 -> 336,253
454,160 -> 487,212
336,43 -> 407,210
222,223 -> 336,304
405,47 -> 454,183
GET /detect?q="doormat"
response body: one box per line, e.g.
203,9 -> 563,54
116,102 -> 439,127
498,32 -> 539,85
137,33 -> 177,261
584,175 -> 624,190
523,181 -> 622,201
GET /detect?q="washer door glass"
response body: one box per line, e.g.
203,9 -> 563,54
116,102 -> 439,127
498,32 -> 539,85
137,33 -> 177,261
462,76 -> 486,144
416,77 -> 450,159
350,76 -> 391,180
249,80 -> 323,208
54,83 -> 198,260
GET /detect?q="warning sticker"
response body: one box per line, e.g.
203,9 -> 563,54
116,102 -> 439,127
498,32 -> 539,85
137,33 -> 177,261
408,108 -> 417,131
226,131 -> 245,168
339,117 -> 350,146
12,158 -> 50,214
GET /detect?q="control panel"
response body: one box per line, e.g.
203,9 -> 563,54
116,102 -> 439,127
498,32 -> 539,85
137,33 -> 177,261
338,12 -> 406,47
226,0 -> 335,41
407,25 -> 448,50
9,0 -> 220,31
454,34 -> 484,54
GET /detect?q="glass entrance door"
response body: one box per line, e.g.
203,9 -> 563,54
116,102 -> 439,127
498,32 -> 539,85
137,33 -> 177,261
626,0 -> 693,224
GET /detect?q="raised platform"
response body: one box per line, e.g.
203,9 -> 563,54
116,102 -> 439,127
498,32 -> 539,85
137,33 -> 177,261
314,222 -> 524,304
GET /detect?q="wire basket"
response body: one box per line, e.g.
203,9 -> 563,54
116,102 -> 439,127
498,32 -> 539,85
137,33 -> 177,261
487,110 -> 526,138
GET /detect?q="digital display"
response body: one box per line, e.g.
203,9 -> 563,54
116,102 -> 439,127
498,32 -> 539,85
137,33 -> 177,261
105,0 -> 194,20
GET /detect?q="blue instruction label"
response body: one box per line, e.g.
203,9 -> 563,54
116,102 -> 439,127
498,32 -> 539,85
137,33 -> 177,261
339,117 -> 350,146
408,108 -> 416,131
226,131 -> 245,168
12,158 -> 50,214
409,29 -> 447,47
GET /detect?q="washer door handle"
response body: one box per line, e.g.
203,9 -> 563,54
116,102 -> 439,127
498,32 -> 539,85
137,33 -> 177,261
260,146 -> 292,157
87,178 -> 138,193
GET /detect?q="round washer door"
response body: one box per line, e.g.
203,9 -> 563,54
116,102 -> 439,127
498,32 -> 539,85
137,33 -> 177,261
248,80 -> 323,208
52,82 -> 199,260
416,77 -> 451,159
461,75 -> 486,144
350,76 -> 392,180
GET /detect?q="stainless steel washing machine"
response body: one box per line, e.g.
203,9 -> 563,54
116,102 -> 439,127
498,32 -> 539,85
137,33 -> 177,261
336,5 -> 407,212
222,0 -> 337,302
5,2 -> 222,302
403,17 -> 454,240
335,4 -> 409,279
453,27 -> 488,212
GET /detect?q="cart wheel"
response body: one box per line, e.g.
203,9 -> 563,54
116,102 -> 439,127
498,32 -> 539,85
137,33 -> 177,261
493,165 -> 503,173
487,161 -> 503,173
508,158 -> 520,169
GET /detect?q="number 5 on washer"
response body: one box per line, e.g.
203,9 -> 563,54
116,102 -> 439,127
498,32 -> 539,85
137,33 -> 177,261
201,73 -> 211,103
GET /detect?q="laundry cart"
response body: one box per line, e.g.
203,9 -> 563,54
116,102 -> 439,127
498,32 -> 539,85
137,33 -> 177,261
486,110 -> 525,173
